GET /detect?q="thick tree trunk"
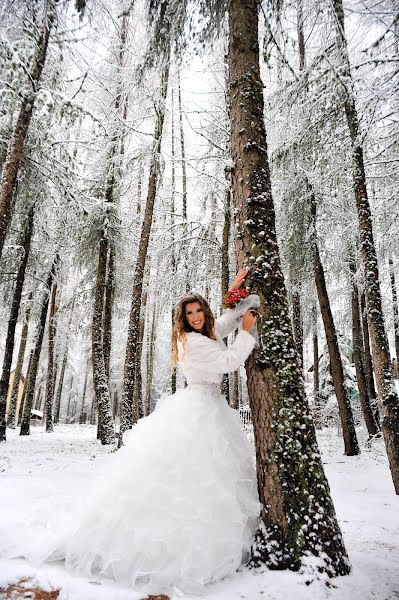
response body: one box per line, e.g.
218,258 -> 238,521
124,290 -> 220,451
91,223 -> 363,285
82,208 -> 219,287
103,246 -> 115,379
7,302 -> 31,429
92,235 -> 115,445
20,269 -> 53,436
389,258 -> 399,361
309,184 -> 359,456
120,58 -> 170,442
360,291 -> 377,409
170,88 -> 177,394
350,265 -> 380,436
221,189 -> 231,403
0,2 -> 56,258
0,207 -> 34,441
44,275 -> 58,433
333,0 -> 399,493
228,0 -> 350,574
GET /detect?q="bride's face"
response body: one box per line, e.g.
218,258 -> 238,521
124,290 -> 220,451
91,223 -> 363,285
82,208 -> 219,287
185,301 -> 205,333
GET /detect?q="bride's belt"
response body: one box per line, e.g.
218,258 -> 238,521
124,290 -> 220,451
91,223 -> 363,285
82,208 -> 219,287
187,382 -> 221,395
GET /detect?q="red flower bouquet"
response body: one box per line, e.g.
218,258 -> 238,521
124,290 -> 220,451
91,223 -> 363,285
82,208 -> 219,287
223,288 -> 249,309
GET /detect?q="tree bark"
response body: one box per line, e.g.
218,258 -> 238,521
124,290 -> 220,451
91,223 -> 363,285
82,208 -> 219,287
0,207 -> 34,441
79,361 -> 89,424
44,270 -> 58,433
170,87 -> 177,394
360,291 -> 377,408
0,1 -> 56,258
20,269 -> 53,436
309,183 -> 359,456
350,262 -> 380,436
312,304 -> 321,426
7,301 -> 31,429
389,258 -> 399,361
120,57 -> 170,442
178,71 -> 189,293
228,0 -> 350,574
145,302 -> 158,416
333,0 -> 399,493
221,188 -> 231,403
103,245 -> 115,379
133,281 -> 148,420
92,235 -> 115,445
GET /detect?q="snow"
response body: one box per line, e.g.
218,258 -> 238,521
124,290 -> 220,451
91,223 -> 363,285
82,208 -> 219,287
0,425 -> 398,600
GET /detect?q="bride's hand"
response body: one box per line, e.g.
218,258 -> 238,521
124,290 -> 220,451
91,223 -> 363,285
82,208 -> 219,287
242,309 -> 257,332
229,268 -> 248,291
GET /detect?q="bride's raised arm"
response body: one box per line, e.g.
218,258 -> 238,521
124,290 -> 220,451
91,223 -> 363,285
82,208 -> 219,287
215,268 -> 248,338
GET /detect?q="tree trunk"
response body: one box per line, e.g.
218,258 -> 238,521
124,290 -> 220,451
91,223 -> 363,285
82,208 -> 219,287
133,281 -> 148,420
350,263 -> 380,436
170,88 -> 177,394
54,347 -> 67,424
0,2 -> 56,258
92,235 -> 115,445
309,183 -> 359,456
18,350 -> 33,426
333,0 -> 399,493
44,265 -> 58,433
389,258 -> 399,361
7,301 -> 31,429
228,0 -> 350,574
145,302 -> 158,416
312,305 -> 321,426
0,207 -> 34,441
20,269 -> 53,436
120,57 -> 170,442
103,245 -> 115,379
178,71 -> 189,293
221,189 -> 231,403
80,369 -> 89,424
360,291 -> 377,409
292,288 -> 303,370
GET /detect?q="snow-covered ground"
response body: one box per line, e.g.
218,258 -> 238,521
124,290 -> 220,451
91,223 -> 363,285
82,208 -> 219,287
0,425 -> 398,600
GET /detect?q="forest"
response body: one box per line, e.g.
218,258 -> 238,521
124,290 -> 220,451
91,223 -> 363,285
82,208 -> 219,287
0,0 -> 398,599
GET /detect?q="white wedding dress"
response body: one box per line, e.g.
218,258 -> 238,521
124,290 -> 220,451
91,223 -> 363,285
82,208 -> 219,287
1,308 -> 261,595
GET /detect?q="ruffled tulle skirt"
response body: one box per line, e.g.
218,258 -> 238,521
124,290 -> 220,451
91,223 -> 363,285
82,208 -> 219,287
1,384 -> 260,595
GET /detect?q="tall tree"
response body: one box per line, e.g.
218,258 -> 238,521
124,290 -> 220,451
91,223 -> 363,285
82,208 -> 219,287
44,264 -> 58,433
7,300 -> 31,429
227,0 -> 349,573
20,268 -> 53,436
0,206 -> 34,441
309,182 -> 359,455
389,258 -> 399,362
332,0 -> 399,493
120,55 -> 171,441
0,1 -> 56,258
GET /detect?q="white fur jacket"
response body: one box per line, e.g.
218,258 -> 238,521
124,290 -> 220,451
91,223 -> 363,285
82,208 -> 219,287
178,295 -> 259,386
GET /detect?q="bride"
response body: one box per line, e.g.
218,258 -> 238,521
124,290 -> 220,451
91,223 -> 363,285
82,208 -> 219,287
3,269 -> 261,596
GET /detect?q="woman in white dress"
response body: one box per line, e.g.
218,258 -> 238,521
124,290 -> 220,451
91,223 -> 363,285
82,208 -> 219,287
3,270 -> 261,596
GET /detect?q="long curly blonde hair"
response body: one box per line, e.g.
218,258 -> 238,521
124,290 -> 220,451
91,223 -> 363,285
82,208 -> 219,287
172,292 -> 216,368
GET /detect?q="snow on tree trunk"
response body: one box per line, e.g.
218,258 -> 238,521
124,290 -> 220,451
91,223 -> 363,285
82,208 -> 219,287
0,206 -> 34,441
133,277 -> 148,420
389,258 -> 399,362
360,291 -> 378,411
221,188 -> 231,404
20,269 -> 53,436
145,302 -> 158,416
120,57 -> 170,443
332,0 -> 399,493
91,235 -> 115,445
0,1 -> 56,258
227,0 -> 350,574
350,263 -> 380,436
44,269 -> 58,433
309,182 -> 359,456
